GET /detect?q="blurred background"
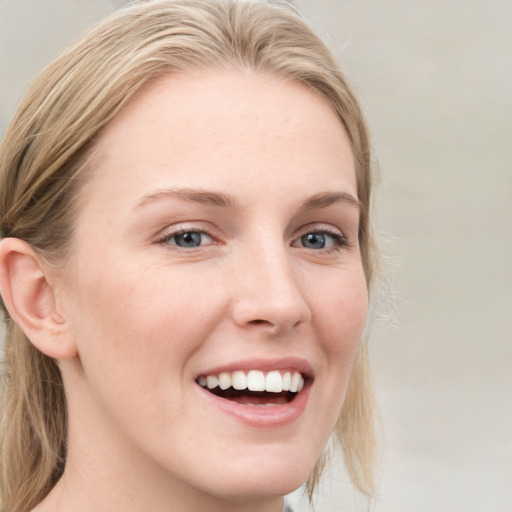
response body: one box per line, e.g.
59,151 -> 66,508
1,1 -> 510,510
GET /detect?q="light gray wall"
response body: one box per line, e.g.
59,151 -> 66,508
1,1 -> 511,511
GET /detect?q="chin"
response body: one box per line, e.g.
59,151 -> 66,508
197,448 -> 316,501
210,474 -> 306,503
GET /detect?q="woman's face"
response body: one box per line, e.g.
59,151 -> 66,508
57,71 -> 368,506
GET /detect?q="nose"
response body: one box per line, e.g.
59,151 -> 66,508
230,242 -> 312,335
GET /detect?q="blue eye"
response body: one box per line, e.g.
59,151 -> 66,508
166,231 -> 213,248
301,232 -> 327,249
297,230 -> 345,250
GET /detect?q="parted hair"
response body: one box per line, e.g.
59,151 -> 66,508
0,1 -> 378,511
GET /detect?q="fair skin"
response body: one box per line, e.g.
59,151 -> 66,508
0,70 -> 367,512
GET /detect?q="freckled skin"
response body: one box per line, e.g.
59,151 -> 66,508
44,71 -> 368,512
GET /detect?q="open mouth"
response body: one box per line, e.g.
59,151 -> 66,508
196,370 -> 306,407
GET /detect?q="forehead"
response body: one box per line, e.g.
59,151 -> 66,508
83,70 -> 356,211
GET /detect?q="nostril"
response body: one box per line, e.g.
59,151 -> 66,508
250,319 -> 268,325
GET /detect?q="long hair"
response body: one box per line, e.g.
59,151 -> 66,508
0,1 -> 378,510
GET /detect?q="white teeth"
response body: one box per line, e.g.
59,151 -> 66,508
218,372 -> 231,390
232,370 -> 247,390
282,372 -> 291,391
247,370 -> 265,391
265,371 -> 283,393
206,375 -> 218,389
199,370 -> 305,394
289,372 -> 301,393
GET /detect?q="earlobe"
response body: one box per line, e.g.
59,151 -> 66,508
0,237 -> 77,359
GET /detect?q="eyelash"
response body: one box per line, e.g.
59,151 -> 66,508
294,227 -> 348,253
156,225 -> 348,253
156,227 -> 215,249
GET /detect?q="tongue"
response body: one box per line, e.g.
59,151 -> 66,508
213,388 -> 291,405
228,393 -> 289,406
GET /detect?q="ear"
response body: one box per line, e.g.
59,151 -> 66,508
0,237 -> 77,359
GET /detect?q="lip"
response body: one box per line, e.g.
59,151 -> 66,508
196,380 -> 311,428
195,357 -> 313,428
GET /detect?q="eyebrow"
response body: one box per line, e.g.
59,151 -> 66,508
134,188 -> 360,212
298,191 -> 361,213
134,188 -> 239,210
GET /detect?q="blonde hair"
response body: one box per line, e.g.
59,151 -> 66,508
0,1 -> 377,510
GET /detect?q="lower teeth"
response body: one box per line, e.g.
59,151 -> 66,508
246,403 -> 280,407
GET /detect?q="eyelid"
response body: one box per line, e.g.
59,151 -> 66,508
293,223 -> 346,240
291,224 -> 349,251
155,221 -> 220,247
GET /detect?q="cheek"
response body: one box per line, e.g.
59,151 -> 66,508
65,261 -> 225,385
62,265 -> 214,439
309,268 -> 368,407
313,269 -> 368,354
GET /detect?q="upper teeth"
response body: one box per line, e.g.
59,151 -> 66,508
197,370 -> 304,393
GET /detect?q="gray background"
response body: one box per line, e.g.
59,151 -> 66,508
1,1 -> 511,511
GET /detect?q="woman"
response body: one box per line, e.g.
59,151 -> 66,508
0,1 -> 378,511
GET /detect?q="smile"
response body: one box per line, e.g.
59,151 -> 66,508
195,360 -> 313,426
198,369 -> 304,393
196,370 -> 305,407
